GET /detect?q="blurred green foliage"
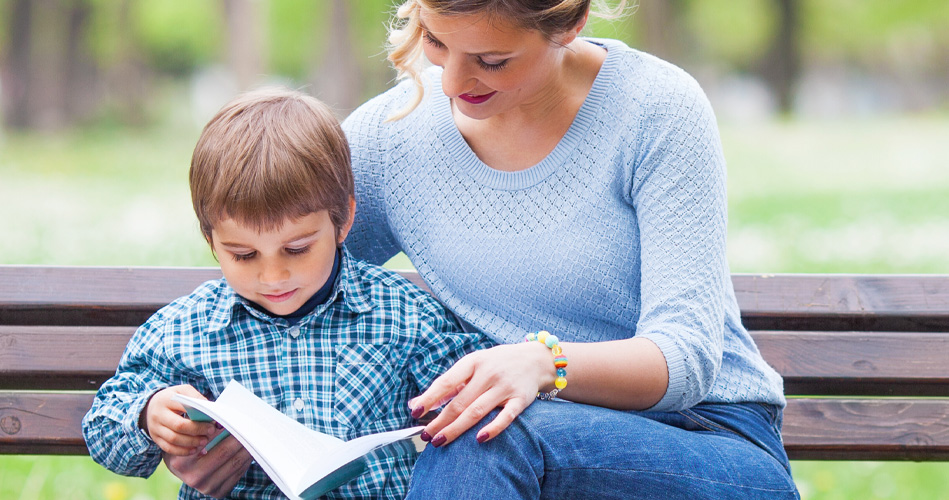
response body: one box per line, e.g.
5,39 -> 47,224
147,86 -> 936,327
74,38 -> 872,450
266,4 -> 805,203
5,0 -> 947,83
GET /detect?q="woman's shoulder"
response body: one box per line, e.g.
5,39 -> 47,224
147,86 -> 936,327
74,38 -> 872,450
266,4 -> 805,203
593,38 -> 709,108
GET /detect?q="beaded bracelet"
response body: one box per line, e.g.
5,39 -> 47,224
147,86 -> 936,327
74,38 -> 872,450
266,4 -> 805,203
525,330 -> 567,401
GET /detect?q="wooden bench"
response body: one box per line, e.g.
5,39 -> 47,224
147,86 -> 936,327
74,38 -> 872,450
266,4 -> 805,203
1,266 -> 948,460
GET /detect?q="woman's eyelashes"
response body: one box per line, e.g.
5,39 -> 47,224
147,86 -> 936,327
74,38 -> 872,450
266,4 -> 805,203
477,58 -> 508,72
423,31 -> 444,48
423,31 -> 509,72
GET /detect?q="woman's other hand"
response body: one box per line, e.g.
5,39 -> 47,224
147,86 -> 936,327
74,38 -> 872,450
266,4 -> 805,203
409,341 -> 555,446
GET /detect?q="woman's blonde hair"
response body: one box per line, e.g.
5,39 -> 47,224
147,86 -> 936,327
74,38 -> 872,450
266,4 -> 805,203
190,87 -> 354,241
386,0 -> 627,120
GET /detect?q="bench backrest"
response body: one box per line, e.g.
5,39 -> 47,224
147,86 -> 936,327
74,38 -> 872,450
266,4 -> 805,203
1,266 -> 948,459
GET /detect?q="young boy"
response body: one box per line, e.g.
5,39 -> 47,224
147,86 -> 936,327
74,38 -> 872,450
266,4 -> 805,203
82,88 -> 491,500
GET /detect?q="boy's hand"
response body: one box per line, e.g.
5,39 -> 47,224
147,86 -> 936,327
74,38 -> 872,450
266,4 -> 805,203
143,385 -> 218,455
163,436 -> 253,499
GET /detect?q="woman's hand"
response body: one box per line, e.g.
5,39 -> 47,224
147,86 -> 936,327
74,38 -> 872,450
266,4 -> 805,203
142,385 -> 218,455
163,436 -> 254,498
410,341 -> 556,446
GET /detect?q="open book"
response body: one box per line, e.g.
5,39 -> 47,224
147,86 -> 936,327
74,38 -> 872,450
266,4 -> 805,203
172,380 -> 423,500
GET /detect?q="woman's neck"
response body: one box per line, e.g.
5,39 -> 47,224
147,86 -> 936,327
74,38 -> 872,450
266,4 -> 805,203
453,40 -> 606,172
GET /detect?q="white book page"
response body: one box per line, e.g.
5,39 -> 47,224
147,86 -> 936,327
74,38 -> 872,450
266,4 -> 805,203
295,426 -> 423,493
174,381 -> 423,499
175,381 -> 344,499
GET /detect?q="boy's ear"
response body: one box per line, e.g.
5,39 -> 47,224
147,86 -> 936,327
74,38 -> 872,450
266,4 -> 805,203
336,197 -> 357,245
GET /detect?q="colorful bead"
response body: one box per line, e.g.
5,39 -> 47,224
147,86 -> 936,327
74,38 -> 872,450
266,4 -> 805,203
525,330 -> 567,401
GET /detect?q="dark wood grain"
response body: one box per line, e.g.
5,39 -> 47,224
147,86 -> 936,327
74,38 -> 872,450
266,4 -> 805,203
784,398 -> 949,461
0,266 -> 222,326
0,393 -> 94,455
3,267 -> 949,459
734,274 -> 949,332
752,330 -> 949,397
0,326 -> 133,390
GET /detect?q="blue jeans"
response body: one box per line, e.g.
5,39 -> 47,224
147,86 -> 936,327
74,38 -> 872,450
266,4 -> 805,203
405,400 -> 799,499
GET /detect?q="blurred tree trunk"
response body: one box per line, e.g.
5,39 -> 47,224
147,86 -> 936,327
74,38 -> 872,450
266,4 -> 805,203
1,0 -> 98,130
311,0 -> 362,117
107,0 -> 149,126
2,0 -> 33,129
757,0 -> 800,114
638,0 -> 688,65
64,0 -> 98,123
223,0 -> 265,91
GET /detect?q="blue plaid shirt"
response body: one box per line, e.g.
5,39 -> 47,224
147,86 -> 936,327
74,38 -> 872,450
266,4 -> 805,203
82,247 -> 491,499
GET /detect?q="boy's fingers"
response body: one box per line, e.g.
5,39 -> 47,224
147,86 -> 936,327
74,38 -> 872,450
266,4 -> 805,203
163,437 -> 252,498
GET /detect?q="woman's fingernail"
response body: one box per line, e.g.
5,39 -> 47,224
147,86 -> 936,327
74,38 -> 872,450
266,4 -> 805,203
420,430 -> 432,442
431,434 -> 447,447
476,431 -> 489,444
411,405 -> 425,419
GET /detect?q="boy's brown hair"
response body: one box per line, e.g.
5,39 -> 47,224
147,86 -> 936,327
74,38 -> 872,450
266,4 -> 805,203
190,87 -> 353,242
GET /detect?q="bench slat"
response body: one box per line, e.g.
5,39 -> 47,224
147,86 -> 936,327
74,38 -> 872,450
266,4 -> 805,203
0,326 -> 132,390
4,267 -> 949,330
0,393 -> 94,455
783,398 -> 949,461
752,331 -> 949,397
0,266 -> 222,326
3,393 -> 948,460
734,274 -> 949,332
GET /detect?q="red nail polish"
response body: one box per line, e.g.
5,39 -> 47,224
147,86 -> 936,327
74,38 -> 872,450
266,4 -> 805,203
420,430 -> 432,442
411,405 -> 425,419
431,434 -> 447,447
476,431 -> 489,443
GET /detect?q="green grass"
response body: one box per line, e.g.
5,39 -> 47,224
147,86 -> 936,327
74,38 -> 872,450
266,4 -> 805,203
1,102 -> 947,498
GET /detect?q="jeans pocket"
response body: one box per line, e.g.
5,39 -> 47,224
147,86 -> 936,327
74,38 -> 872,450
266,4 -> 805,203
677,407 -> 739,436
755,402 -> 784,439
334,343 -> 394,430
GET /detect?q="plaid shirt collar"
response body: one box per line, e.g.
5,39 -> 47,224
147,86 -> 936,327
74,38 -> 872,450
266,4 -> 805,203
204,245 -> 374,334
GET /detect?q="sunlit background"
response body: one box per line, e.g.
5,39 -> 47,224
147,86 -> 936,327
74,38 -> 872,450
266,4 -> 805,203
1,0 -> 947,498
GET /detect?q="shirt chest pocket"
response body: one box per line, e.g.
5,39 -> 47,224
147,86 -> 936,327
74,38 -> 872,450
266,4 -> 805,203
334,343 -> 395,431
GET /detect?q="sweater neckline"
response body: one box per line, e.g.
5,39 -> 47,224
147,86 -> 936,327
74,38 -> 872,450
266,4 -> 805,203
432,38 -> 620,190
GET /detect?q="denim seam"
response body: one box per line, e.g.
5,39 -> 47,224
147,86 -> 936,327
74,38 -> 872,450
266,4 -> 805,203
546,467 -> 798,493
677,409 -> 741,437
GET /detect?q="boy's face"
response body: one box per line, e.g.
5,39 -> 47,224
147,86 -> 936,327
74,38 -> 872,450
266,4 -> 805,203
210,207 -> 352,316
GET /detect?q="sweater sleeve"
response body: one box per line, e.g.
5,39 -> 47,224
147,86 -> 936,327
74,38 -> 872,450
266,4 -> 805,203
626,68 -> 730,411
342,93 -> 406,266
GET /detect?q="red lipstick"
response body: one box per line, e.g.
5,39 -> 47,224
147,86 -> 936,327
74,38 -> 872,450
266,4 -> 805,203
457,91 -> 497,104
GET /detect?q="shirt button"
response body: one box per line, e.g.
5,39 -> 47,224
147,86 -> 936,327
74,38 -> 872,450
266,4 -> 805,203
288,326 -> 301,338
293,398 -> 305,411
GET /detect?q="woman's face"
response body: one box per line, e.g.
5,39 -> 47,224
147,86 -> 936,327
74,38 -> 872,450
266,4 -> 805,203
418,9 -> 575,120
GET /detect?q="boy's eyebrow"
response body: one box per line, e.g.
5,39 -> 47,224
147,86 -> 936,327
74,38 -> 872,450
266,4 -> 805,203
216,229 -> 321,249
419,19 -> 513,57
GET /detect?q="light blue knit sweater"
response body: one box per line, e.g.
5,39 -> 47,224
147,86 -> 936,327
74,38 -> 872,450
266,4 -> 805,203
342,38 -> 785,411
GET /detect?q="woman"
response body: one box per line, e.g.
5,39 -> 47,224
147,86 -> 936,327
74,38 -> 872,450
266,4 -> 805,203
341,0 -> 799,498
